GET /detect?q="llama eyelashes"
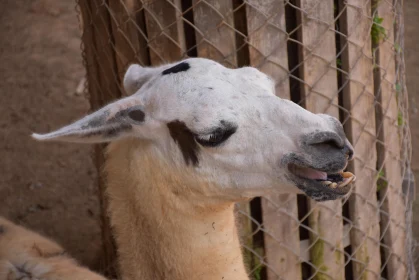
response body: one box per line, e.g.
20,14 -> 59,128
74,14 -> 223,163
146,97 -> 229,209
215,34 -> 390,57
194,123 -> 238,147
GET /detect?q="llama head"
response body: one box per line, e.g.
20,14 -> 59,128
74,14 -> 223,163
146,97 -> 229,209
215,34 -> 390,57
33,58 -> 355,202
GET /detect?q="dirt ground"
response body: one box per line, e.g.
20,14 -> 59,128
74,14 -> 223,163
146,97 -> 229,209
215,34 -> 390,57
1,0 -> 419,275
0,0 -> 101,267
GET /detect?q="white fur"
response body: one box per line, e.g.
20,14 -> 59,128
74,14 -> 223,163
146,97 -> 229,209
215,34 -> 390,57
33,58 -> 345,198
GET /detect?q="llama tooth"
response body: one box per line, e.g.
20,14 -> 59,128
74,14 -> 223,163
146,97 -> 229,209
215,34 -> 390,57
342,171 -> 353,178
338,180 -> 349,188
323,180 -> 332,185
330,182 -> 338,188
338,175 -> 356,188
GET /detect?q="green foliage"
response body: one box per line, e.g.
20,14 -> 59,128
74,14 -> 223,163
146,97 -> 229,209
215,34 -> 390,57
252,265 -> 264,280
398,111 -> 404,127
371,16 -> 387,45
249,245 -> 265,280
376,170 -> 388,192
311,238 -> 330,280
336,58 -> 342,67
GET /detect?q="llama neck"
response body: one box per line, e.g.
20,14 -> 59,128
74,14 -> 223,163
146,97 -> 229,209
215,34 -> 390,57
105,139 -> 249,280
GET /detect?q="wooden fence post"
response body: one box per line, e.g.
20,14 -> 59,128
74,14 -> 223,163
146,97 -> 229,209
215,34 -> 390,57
192,0 -> 237,67
339,0 -> 381,278
374,1 -> 407,278
245,1 -> 301,279
143,0 -> 185,64
297,1 -> 344,279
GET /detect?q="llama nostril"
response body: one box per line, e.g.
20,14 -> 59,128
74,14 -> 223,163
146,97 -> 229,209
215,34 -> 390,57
305,131 -> 344,149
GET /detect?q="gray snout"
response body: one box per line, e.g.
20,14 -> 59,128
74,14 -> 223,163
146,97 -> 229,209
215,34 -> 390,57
344,139 -> 354,160
294,128 -> 354,173
312,114 -> 354,161
304,131 -> 354,161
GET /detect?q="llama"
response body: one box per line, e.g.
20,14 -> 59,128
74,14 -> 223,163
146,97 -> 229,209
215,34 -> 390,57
0,216 -> 106,280
3,58 -> 355,280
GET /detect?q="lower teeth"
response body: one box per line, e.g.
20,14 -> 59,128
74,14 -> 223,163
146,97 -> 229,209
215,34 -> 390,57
321,173 -> 355,189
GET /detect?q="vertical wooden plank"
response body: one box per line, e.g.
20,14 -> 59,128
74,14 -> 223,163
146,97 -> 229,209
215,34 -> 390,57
339,0 -> 381,278
262,195 -> 302,279
246,1 -> 301,279
375,1 -> 407,278
108,0 -> 150,85
78,0 -> 121,276
297,1 -> 344,279
143,0 -> 186,65
192,0 -> 236,67
246,0 -> 290,99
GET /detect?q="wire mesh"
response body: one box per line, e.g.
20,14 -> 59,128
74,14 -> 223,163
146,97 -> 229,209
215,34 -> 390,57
75,0 -> 415,279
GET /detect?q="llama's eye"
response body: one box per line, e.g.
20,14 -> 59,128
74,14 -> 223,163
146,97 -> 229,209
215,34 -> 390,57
195,127 -> 236,147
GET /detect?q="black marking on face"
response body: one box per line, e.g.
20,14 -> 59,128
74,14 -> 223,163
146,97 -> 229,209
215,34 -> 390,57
127,109 -> 145,123
111,106 -> 145,124
81,109 -> 110,129
0,225 -> 5,234
167,121 -> 199,166
104,123 -> 132,138
162,62 -> 190,75
81,123 -> 132,138
82,106 -> 144,139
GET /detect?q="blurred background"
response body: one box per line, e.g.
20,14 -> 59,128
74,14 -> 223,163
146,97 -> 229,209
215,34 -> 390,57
0,0 -> 101,267
405,0 -> 419,273
0,0 -> 418,277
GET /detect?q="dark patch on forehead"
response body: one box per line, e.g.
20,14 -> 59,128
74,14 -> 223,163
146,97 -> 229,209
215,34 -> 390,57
162,62 -> 190,75
167,121 -> 199,166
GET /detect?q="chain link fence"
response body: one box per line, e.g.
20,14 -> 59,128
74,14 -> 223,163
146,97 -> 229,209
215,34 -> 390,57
75,0 -> 415,279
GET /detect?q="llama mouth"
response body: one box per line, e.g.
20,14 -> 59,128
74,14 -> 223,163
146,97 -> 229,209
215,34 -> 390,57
288,163 -> 356,190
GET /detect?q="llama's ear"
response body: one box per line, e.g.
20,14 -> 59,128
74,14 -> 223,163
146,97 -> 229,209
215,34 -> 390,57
124,64 -> 156,95
32,97 -> 147,143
